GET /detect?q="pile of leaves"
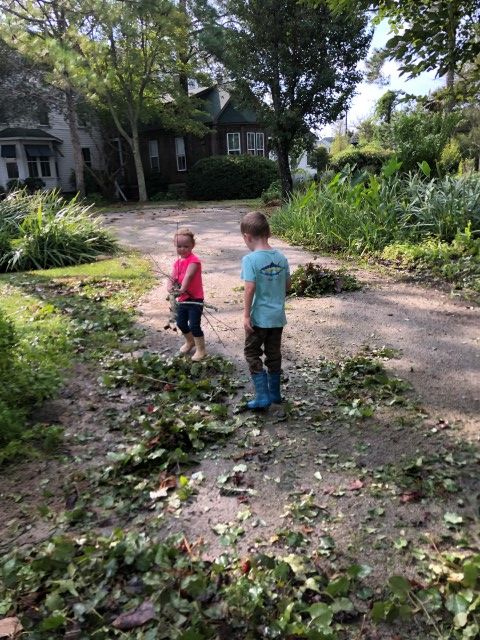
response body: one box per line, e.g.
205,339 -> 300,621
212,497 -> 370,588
290,263 -> 361,297
90,353 -> 241,517
0,529 -> 373,639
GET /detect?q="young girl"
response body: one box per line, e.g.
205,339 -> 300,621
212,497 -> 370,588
168,227 -> 206,360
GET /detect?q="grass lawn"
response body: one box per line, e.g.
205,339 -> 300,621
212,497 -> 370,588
0,253 -> 155,461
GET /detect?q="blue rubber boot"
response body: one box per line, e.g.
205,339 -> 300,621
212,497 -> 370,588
268,372 -> 282,404
247,371 -> 271,410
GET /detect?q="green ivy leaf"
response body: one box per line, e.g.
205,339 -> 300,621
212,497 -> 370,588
308,603 -> 333,626
446,593 -> 469,615
388,575 -> 410,597
444,512 -> 463,525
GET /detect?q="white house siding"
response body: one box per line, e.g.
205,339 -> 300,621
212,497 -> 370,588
0,109 -> 104,192
47,110 -> 104,192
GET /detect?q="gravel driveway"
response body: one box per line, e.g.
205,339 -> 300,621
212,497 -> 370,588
107,204 -> 479,436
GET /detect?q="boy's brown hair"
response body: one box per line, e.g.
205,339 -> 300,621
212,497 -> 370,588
240,211 -> 270,238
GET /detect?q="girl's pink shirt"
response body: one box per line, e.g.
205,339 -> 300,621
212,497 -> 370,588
172,253 -> 204,301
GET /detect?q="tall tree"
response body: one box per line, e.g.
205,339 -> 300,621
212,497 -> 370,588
380,0 -> 480,107
220,0 -> 371,196
0,0 -> 88,196
0,39 -> 60,123
75,0 -> 203,202
316,0 -> 480,107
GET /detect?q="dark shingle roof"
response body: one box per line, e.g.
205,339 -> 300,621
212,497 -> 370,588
0,127 -> 61,141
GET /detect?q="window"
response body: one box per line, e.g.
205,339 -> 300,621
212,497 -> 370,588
27,157 -> 51,178
82,147 -> 92,168
40,158 -> 51,177
148,140 -> 160,171
247,132 -> 265,156
25,145 -> 53,178
28,158 -> 39,178
1,145 -> 16,158
227,132 -> 241,155
6,163 -> 19,179
175,136 -> 186,171
37,106 -> 50,126
255,132 -> 265,156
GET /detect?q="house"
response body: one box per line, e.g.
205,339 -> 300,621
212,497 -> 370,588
0,108 -> 104,192
120,86 -> 269,197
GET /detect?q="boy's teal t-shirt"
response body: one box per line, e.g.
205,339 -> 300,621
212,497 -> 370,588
241,249 -> 290,328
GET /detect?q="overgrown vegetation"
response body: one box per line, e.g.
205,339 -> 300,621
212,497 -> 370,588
0,255 -> 154,459
270,165 -> 480,295
290,263 -> 361,296
0,190 -> 118,272
187,155 -> 278,200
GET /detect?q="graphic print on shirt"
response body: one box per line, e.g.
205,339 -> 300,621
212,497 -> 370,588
260,261 -> 285,280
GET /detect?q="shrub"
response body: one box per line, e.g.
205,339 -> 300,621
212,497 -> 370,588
6,178 -> 23,192
145,172 -> 168,198
261,179 -> 282,205
23,177 -> 46,193
0,311 -> 24,445
308,146 -> 330,173
0,190 -> 118,272
187,155 -> 278,200
439,138 -> 462,174
6,177 -> 45,193
385,110 -> 462,173
330,145 -> 393,173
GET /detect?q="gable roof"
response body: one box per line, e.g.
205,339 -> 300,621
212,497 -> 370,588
192,86 -> 260,125
0,127 -> 61,141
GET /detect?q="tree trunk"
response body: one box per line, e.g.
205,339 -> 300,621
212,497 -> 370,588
275,141 -> 293,200
131,124 -> 148,202
444,2 -> 458,112
178,0 -> 189,95
65,88 -> 85,197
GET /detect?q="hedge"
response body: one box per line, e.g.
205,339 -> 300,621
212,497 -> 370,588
329,146 -> 393,173
187,155 -> 278,200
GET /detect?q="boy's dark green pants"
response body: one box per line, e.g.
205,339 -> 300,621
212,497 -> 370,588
244,326 -> 283,374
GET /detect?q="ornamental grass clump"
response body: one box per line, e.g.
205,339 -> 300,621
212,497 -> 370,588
0,190 -> 118,272
270,166 -> 480,255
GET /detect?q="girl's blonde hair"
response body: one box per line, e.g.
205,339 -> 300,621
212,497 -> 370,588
174,227 -> 195,246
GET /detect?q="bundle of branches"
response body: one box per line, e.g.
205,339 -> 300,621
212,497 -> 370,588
290,263 -> 361,296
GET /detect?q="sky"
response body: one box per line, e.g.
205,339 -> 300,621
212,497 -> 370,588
320,20 -> 445,137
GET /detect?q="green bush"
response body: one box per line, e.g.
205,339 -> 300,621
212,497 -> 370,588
145,172 -> 168,198
0,311 -> 23,445
0,190 -> 118,272
0,303 -> 68,449
385,110 -> 462,174
439,138 -> 462,174
308,146 -> 330,173
187,155 -> 278,200
330,145 -> 393,173
261,179 -> 282,204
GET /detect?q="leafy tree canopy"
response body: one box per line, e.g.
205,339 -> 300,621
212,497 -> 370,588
220,0 -> 372,195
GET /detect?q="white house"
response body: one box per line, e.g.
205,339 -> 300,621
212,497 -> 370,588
0,108 -> 104,192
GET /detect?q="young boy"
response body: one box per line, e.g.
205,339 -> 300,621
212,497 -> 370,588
240,211 -> 290,409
